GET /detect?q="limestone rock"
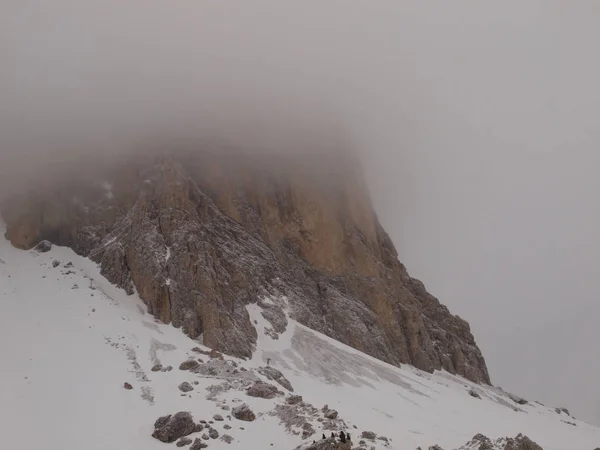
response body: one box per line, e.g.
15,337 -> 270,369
1,152 -> 490,383
179,360 -> 200,371
232,404 -> 256,421
152,411 -> 196,443
179,382 -> 194,392
246,380 -> 282,399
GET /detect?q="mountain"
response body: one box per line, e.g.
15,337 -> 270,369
1,220 -> 598,450
1,150 -> 489,384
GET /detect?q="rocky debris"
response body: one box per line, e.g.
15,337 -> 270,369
361,431 -> 377,440
232,404 -> 256,422
246,380 -> 282,399
123,382 -> 133,390
468,388 -> 481,399
2,154 -> 490,384
221,434 -> 234,444
176,437 -> 193,447
179,382 -> 194,392
270,402 -> 321,438
163,365 -> 173,372
555,407 -> 570,416
208,428 -> 219,439
258,366 -> 294,392
294,437 -> 352,450
213,414 -> 224,421
189,438 -> 208,450
201,434 -> 209,440
34,240 -> 52,253
194,423 -> 204,432
287,395 -> 304,405
52,259 -> 60,268
223,424 -> 231,430
151,364 -> 163,372
435,433 -> 544,450
179,359 -> 200,371
152,412 -> 196,443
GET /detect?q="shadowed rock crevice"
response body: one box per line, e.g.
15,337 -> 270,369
1,151 -> 490,383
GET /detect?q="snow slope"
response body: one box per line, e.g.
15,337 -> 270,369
0,223 -> 598,450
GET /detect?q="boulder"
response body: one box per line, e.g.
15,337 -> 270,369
179,382 -> 194,392
246,381 -> 282,399
152,411 -> 196,443
232,404 -> 256,422
179,360 -> 200,371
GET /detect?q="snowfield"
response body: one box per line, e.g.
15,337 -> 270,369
0,222 -> 598,450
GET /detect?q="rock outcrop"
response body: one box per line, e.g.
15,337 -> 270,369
435,433 -> 544,450
1,150 -> 490,383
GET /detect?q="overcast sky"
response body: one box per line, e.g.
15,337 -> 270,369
2,1 -> 599,424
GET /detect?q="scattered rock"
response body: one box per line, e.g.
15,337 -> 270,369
208,428 -> 219,439
232,404 -> 256,421
162,365 -> 173,372
246,380 -> 282,399
151,364 -> 163,372
152,412 -> 196,443
180,360 -> 200,371
223,424 -> 232,430
179,382 -> 194,392
201,434 -> 209,440
123,382 -> 133,390
194,423 -> 204,432
176,437 -> 193,447
213,414 -> 224,421
52,260 -> 60,268
221,434 -> 234,444
555,407 -> 571,416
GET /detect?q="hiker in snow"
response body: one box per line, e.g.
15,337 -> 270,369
339,431 -> 346,443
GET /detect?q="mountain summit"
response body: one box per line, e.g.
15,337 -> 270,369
1,150 -> 489,383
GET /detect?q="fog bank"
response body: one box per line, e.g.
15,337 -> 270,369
3,1 -> 600,424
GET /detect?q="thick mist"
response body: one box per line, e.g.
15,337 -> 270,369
3,1 -> 600,424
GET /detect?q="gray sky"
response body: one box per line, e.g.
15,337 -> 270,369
2,1 -> 599,424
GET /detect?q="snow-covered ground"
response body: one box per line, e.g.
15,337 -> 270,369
0,223 -> 598,450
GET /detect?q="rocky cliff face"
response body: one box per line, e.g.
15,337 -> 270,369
1,150 -> 490,384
